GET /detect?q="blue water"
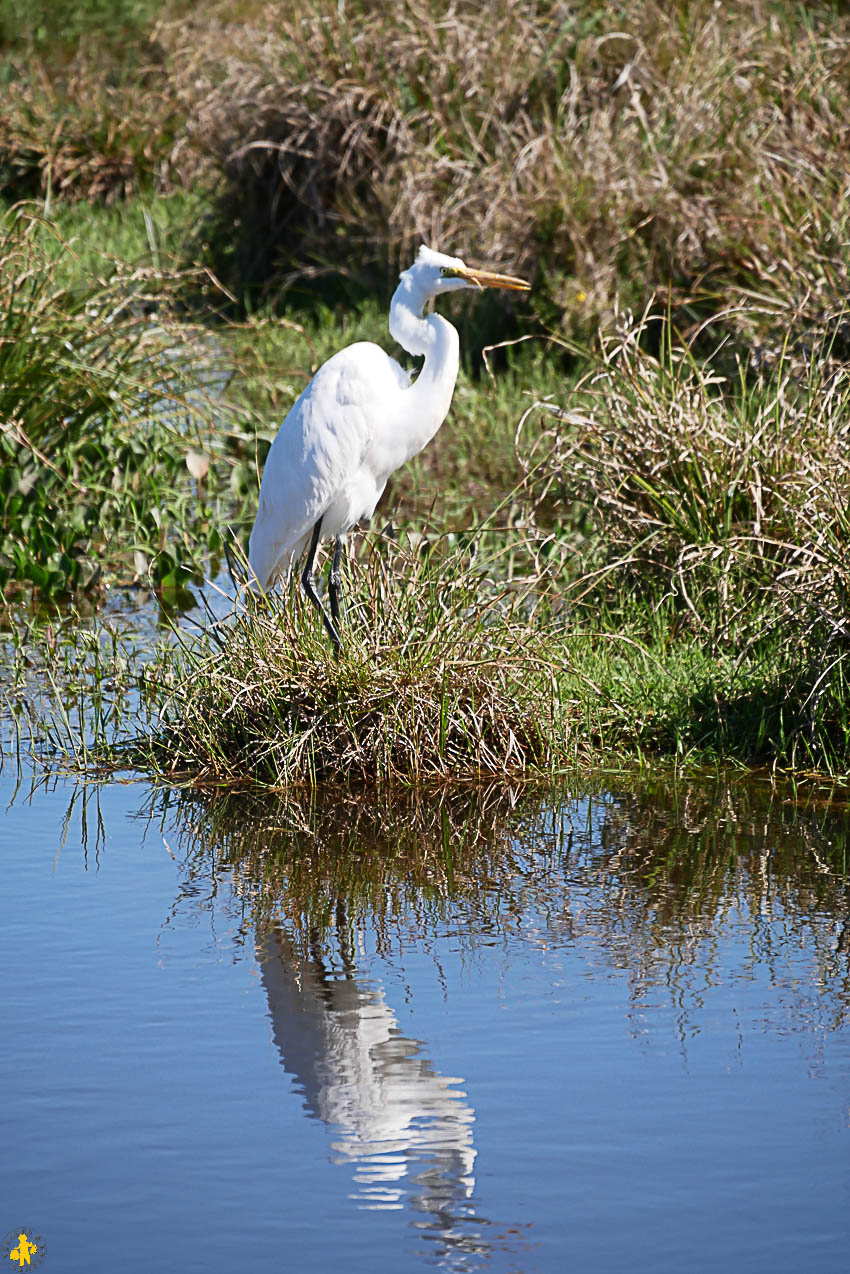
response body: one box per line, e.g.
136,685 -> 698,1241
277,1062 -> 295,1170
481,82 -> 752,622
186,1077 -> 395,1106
2,773 -> 849,1272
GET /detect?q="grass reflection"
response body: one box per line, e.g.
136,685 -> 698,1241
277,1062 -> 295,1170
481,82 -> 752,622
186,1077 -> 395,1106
134,775 -> 850,1032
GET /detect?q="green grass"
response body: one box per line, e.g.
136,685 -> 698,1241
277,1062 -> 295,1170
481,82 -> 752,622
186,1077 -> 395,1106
0,0 -> 174,55
0,204 -> 248,600
21,553 -> 850,789
130,602 -> 850,788
41,190 -> 209,280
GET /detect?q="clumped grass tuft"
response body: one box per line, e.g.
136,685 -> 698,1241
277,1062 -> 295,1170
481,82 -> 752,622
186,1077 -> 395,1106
509,314 -> 850,775
132,533 -> 569,787
529,317 -> 850,648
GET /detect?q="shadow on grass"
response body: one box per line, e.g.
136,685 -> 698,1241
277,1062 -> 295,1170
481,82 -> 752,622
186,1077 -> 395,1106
675,662 -> 850,773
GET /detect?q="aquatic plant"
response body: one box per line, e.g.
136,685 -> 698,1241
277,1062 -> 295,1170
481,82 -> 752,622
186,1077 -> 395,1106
0,205 -> 238,599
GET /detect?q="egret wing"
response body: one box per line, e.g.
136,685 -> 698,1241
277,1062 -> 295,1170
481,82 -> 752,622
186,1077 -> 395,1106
248,342 -> 397,587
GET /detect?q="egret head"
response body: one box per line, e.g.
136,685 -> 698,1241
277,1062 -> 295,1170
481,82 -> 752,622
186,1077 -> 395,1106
402,245 -> 530,299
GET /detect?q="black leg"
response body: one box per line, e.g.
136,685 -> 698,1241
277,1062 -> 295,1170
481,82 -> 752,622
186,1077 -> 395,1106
328,537 -> 344,626
301,518 -> 342,653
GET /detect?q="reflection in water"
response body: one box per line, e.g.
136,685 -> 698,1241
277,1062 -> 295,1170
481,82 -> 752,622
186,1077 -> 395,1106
151,785 -> 528,1267
153,775 -> 850,1043
259,920 -> 479,1253
140,775 -> 850,1264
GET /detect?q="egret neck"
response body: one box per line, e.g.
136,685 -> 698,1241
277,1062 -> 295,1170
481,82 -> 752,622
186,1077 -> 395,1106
388,269 -> 461,463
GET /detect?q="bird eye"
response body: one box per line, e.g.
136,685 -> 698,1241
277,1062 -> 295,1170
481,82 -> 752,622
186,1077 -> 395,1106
440,267 -> 448,275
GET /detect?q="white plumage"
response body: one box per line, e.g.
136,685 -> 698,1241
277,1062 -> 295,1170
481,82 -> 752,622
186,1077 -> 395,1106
248,245 -> 529,650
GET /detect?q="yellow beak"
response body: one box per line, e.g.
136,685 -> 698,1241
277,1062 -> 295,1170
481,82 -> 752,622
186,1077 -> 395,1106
457,267 -> 531,292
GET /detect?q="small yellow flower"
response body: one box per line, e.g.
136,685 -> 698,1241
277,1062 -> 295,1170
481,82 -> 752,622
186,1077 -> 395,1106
576,290 -> 587,303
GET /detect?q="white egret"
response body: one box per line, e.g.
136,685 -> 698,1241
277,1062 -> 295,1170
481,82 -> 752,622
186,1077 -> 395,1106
247,245 -> 530,651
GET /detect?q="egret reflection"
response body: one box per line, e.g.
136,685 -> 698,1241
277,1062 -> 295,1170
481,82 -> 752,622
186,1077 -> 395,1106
258,916 -> 485,1260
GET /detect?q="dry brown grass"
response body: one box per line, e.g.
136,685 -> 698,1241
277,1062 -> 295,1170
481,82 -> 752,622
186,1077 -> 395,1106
155,0 -> 850,334
523,315 -> 850,655
4,0 -> 849,344
0,53 -> 179,203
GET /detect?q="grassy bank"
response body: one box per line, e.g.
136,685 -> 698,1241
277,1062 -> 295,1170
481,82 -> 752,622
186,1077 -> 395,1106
96,313 -> 850,788
3,0 -> 850,787
4,196 -> 850,786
